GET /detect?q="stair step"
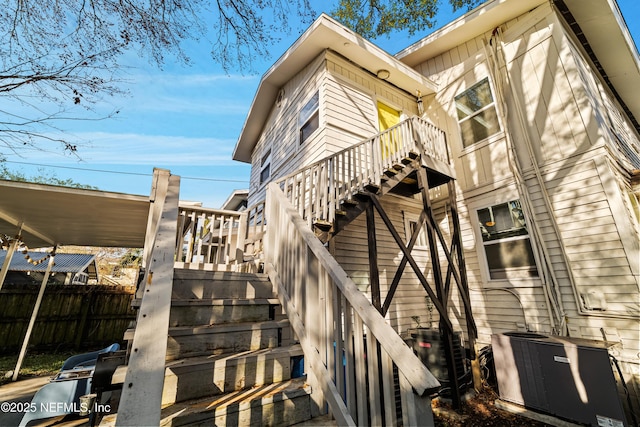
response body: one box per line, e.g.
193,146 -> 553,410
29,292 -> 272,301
172,270 -> 268,280
171,271 -> 274,299
362,183 -> 379,194
169,298 -> 281,327
341,198 -> 359,207
313,219 -> 332,231
166,320 -> 291,360
159,377 -> 312,427
162,345 -> 304,405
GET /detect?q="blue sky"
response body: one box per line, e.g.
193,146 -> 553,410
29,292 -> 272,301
3,0 -> 639,208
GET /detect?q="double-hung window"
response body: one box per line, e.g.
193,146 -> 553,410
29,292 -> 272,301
299,92 -> 319,144
260,148 -> 271,184
455,78 -> 500,148
477,200 -> 538,280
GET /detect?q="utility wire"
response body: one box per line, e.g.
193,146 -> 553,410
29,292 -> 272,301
2,160 -> 249,183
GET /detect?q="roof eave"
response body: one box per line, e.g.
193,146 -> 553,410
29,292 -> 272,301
396,0 -> 547,67
396,0 -> 640,130
233,13 -> 438,163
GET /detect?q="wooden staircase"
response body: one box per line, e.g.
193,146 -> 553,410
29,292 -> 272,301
318,152 -> 453,242
114,119 -> 461,424
275,116 -> 455,243
115,270 -> 312,427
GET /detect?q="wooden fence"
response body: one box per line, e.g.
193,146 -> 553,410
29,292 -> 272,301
0,283 -> 136,353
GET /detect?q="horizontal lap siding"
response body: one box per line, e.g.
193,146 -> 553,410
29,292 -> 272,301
248,55 -> 326,206
540,160 -> 635,314
408,4 -> 639,412
333,194 -> 502,339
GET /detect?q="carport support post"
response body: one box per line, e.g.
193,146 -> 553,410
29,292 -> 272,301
0,224 -> 22,291
12,251 -> 55,381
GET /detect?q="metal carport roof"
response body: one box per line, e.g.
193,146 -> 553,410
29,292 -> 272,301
0,250 -> 99,279
0,179 -> 150,249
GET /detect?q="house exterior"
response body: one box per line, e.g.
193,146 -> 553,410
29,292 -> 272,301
232,0 -> 640,422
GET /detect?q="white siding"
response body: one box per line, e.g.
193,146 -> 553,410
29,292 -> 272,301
407,3 -> 640,412
248,51 -> 422,206
248,54 -> 326,206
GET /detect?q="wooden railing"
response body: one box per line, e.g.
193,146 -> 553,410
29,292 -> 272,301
117,169 -> 180,426
265,183 -> 440,426
274,116 -> 447,226
174,201 -> 266,270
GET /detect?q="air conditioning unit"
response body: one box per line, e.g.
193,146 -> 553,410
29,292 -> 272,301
492,332 -> 628,426
410,328 -> 466,386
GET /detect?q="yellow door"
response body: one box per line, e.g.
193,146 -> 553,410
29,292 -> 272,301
377,102 -> 401,159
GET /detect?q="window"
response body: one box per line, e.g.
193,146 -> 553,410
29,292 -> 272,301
455,78 -> 500,148
403,213 -> 428,248
477,200 -> 538,280
299,92 -> 319,144
260,148 -> 271,184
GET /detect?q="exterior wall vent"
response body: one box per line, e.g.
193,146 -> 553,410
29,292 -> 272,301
580,290 -> 608,311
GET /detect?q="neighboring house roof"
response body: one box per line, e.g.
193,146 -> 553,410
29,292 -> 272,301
0,250 -> 98,280
220,189 -> 249,211
232,13 -> 439,163
0,179 -> 150,249
396,0 -> 640,133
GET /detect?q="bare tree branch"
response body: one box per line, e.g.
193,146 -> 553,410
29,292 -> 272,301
0,0 -> 316,156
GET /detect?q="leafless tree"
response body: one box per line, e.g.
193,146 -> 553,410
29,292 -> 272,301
0,0 -> 315,155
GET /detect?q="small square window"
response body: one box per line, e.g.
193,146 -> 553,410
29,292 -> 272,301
455,78 -> 500,148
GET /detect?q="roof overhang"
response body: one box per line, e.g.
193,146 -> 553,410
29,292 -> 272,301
560,0 -> 640,131
396,0 -> 547,66
0,179 -> 150,249
220,189 -> 249,211
232,13 -> 439,163
397,0 -> 640,131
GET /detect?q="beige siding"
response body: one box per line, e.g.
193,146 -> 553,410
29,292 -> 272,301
249,51 -> 422,206
502,13 -> 600,168
324,52 -> 420,154
411,1 -> 639,370
539,160 -> 638,315
248,55 -> 326,206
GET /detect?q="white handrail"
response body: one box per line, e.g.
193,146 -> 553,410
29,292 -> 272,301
265,183 -> 439,425
274,116 -> 447,226
174,200 -> 266,270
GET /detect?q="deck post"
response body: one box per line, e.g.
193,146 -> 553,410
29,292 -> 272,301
116,170 -> 180,427
365,202 -> 381,312
417,168 -> 462,409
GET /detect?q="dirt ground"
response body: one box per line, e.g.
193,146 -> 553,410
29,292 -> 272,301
432,386 -> 550,427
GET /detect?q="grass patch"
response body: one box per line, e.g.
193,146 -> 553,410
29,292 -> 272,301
0,351 -> 75,385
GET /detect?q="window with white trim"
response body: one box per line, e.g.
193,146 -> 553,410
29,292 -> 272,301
299,91 -> 319,144
259,148 -> 271,184
455,78 -> 500,148
403,212 -> 427,249
477,200 -> 538,280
